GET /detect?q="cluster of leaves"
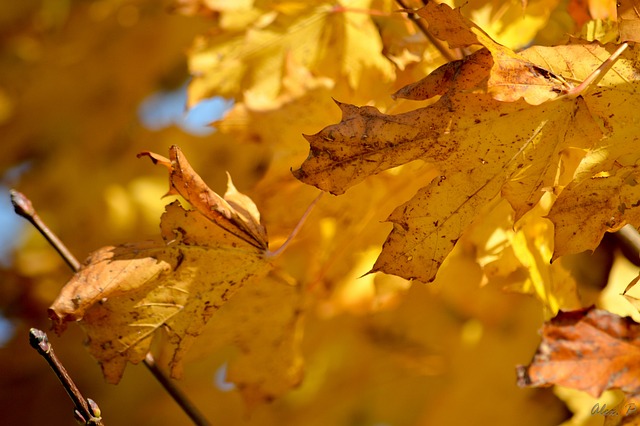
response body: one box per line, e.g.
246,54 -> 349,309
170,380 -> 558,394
4,0 -> 640,425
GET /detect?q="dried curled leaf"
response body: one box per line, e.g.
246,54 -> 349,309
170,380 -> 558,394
416,2 -> 571,105
517,307 -> 640,405
49,146 -> 272,383
138,146 -> 268,250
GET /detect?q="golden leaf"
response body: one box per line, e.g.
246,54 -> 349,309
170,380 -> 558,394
186,0 -> 394,108
550,165 -> 640,260
295,16 -> 640,282
49,146 -> 272,383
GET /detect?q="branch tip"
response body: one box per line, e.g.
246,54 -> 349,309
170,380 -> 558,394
29,327 -> 50,354
10,189 -> 35,220
28,328 -> 104,425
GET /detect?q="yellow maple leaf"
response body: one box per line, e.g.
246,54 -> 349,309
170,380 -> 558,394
440,0 -> 562,50
293,91 -> 577,282
468,196 -> 581,316
294,7 -> 640,282
188,273 -> 305,407
187,0 -> 394,109
49,146 -> 272,383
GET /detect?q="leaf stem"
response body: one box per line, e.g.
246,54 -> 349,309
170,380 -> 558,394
11,189 -> 211,426
29,328 -> 104,425
266,192 -> 323,258
562,42 -> 629,99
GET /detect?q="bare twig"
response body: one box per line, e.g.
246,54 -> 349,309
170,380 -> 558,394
10,190 -> 81,271
394,0 -> 462,62
11,189 -> 211,426
29,328 -> 104,425
143,353 -> 211,426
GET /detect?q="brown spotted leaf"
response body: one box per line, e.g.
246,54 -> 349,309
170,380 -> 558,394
49,147 -> 272,383
295,40 -> 640,282
416,2 -> 571,105
517,307 -> 640,404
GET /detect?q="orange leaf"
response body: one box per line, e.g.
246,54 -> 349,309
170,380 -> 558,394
138,146 -> 268,250
517,307 -> 640,403
416,2 -> 571,104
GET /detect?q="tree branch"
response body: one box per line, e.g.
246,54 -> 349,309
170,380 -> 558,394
10,190 -> 80,271
143,353 -> 211,426
11,189 -> 211,426
29,328 -> 104,425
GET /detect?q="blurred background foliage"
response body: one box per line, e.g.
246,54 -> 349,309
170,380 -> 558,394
0,0 -> 631,425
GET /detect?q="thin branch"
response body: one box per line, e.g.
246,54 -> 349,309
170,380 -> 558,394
29,328 -> 104,425
394,0 -> 461,63
10,190 -> 81,271
143,353 -> 211,426
11,189 -> 211,426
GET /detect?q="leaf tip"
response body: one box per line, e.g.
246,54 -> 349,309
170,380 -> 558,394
136,151 -> 153,161
224,171 -> 237,193
47,307 -> 68,336
515,365 -> 533,387
138,150 -> 171,168
291,167 -> 304,181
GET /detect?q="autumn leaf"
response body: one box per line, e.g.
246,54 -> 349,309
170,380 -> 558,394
140,145 -> 269,250
8,0 -> 628,424
189,273 -> 305,407
466,196 -> 581,315
415,2 -> 571,105
186,0 -> 394,109
49,146 -> 272,383
434,0 -> 563,50
516,307 -> 640,406
618,0 -> 640,43
295,5 -> 640,282
550,165 -> 640,260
